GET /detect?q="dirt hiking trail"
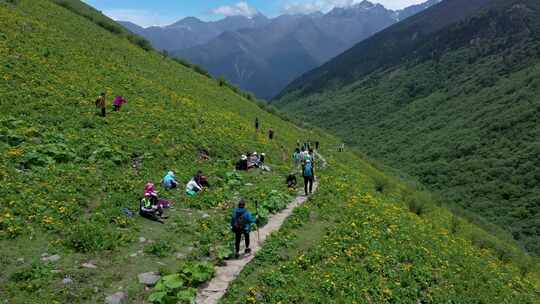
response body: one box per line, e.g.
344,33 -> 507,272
196,152 -> 326,304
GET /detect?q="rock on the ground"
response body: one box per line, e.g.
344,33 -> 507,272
62,277 -> 73,285
41,254 -> 61,262
105,292 -> 127,304
82,262 -> 97,269
201,213 -> 210,218
139,237 -> 146,243
175,252 -> 186,259
138,272 -> 161,286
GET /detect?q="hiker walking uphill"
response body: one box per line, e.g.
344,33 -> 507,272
231,200 -> 255,258
95,92 -> 106,117
255,117 -> 260,132
293,148 -> 301,168
268,128 -> 274,140
303,159 -> 315,196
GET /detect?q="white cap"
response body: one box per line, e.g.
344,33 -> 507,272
241,155 -> 247,160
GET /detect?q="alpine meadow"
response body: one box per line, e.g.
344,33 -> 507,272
0,0 -> 539,304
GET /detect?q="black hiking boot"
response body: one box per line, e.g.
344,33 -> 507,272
245,248 -> 252,255
234,253 -> 240,259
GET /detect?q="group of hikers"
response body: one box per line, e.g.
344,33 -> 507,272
290,144 -> 317,196
139,170 -> 210,223
119,107 -> 319,258
235,151 -> 267,171
95,92 -> 127,117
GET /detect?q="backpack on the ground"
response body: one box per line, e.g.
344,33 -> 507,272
304,162 -> 313,177
234,211 -> 246,232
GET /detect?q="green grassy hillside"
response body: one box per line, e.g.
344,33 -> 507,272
223,155 -> 540,303
275,0 -> 540,255
0,0 -> 539,303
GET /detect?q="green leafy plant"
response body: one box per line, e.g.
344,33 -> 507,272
149,262 -> 214,304
145,240 -> 174,258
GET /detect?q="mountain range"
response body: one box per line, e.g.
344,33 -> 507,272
120,0 -> 441,99
274,0 -> 540,254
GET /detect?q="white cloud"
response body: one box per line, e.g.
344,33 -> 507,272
283,0 -> 353,14
211,2 -> 258,18
103,9 -> 177,27
282,0 -> 427,14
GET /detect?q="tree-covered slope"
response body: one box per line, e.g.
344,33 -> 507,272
275,0 -> 540,254
0,1 -> 539,303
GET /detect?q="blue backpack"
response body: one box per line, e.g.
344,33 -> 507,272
304,162 -> 313,177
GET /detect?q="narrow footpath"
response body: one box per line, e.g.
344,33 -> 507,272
196,152 -> 327,304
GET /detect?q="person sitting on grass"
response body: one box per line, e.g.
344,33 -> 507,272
186,176 -> 203,197
139,195 -> 165,224
286,173 -> 297,190
231,199 -> 255,258
236,155 -> 248,171
247,152 -> 260,169
144,182 -> 172,208
162,171 -> 178,190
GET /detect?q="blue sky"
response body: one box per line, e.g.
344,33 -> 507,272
84,0 -> 427,27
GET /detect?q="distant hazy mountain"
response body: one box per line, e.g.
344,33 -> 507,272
119,13 -> 269,51
121,0 -> 439,99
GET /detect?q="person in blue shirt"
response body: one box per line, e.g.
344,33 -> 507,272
231,199 -> 255,258
162,171 -> 178,190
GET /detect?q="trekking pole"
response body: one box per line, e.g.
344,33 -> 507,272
255,200 -> 261,245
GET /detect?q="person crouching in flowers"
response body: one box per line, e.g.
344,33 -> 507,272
186,176 -> 203,197
162,171 -> 178,190
113,95 -> 127,112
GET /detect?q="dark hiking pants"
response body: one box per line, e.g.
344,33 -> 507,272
304,176 -> 314,195
234,230 -> 250,254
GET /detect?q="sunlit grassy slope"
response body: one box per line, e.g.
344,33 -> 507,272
0,0 -> 539,303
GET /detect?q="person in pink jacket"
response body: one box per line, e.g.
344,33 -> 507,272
113,95 -> 127,112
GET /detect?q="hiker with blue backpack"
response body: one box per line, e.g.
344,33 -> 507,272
303,159 -> 315,196
231,199 -> 255,258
